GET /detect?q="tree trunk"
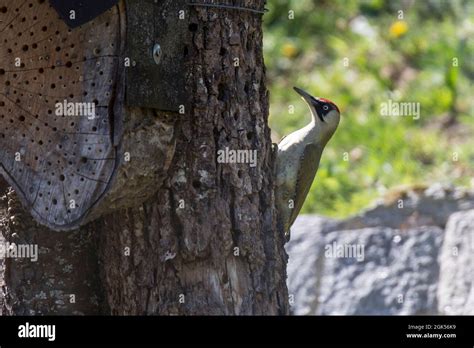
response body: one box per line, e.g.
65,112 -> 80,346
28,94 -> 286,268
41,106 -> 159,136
0,176 -> 107,315
0,0 -> 289,315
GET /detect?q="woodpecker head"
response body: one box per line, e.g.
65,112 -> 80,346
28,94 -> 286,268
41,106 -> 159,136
294,86 -> 340,144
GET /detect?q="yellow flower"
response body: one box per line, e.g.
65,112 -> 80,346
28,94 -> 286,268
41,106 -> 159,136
282,43 -> 298,58
389,20 -> 408,38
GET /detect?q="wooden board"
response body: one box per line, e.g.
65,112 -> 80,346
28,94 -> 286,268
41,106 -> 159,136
0,0 -> 122,230
125,0 -> 187,111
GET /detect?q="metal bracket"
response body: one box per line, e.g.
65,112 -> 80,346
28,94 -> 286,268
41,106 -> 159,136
125,0 -> 188,111
49,0 -> 119,28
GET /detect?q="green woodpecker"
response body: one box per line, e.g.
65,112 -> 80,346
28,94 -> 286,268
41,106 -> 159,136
275,87 -> 341,241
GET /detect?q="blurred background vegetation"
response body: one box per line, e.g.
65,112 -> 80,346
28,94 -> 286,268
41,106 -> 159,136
264,0 -> 474,217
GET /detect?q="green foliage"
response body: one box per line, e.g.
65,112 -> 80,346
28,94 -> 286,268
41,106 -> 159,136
265,0 -> 474,217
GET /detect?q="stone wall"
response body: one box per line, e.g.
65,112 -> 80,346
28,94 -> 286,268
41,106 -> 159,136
287,184 -> 474,315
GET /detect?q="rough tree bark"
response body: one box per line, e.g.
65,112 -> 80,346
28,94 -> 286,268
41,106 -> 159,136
0,0 -> 289,315
0,181 -> 105,315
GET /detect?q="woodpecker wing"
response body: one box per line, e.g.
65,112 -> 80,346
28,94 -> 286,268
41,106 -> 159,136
288,143 -> 323,228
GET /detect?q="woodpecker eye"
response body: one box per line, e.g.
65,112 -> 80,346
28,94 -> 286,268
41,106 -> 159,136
323,105 -> 329,111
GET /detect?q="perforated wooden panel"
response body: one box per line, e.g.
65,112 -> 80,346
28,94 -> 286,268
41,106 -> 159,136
0,0 -> 122,230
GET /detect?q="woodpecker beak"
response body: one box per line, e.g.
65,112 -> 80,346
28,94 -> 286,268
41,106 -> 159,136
293,87 -> 314,102
293,87 -> 325,122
